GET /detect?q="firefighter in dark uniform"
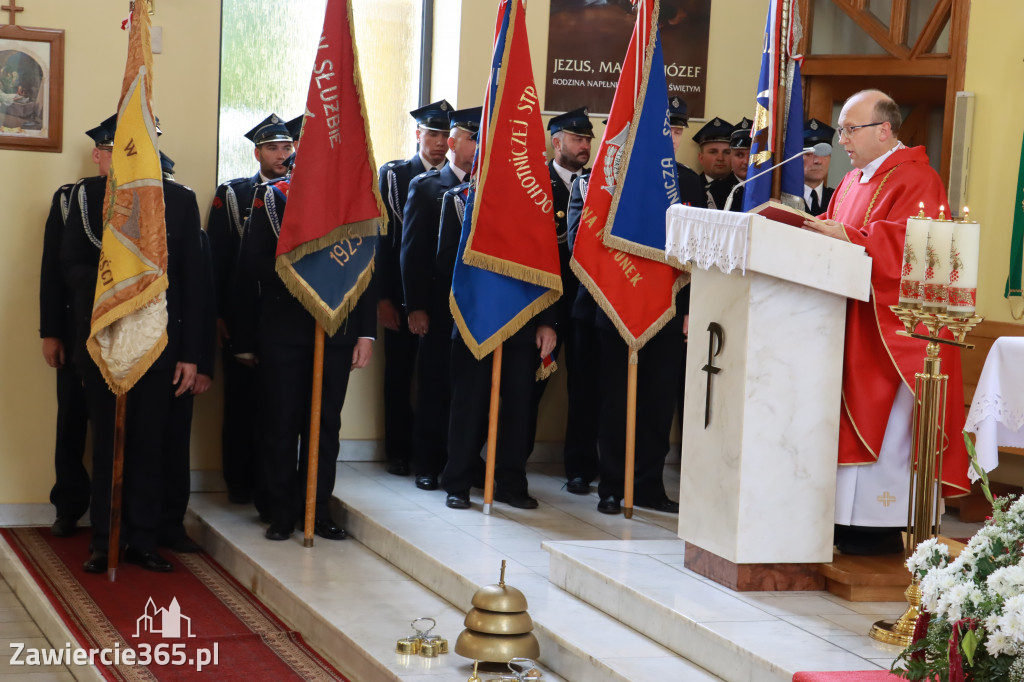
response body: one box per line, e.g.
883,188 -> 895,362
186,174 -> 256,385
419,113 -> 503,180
667,96 -> 707,453
39,118 -> 117,538
233,161 -> 377,542
802,118 -> 835,215
537,107 -> 597,495
62,138 -> 208,574
438,173 -> 559,511
726,117 -> 752,211
377,99 -> 452,477
691,117 -> 735,210
400,106 -> 480,491
206,114 -> 295,507
159,153 -> 217,554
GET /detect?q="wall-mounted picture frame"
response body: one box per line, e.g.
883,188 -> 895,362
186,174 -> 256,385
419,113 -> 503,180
0,24 -> 64,153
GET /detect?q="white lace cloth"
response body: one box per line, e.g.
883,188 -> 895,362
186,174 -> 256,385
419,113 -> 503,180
964,337 -> 1024,480
665,205 -> 753,275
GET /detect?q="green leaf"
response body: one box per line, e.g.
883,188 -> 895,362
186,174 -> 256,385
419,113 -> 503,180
961,628 -> 979,666
963,430 -> 994,505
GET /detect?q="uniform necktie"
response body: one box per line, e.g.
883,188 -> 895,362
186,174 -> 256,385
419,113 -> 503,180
569,173 -> 578,188
809,189 -> 821,215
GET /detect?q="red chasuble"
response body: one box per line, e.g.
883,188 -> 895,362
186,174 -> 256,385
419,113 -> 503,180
826,145 -> 969,497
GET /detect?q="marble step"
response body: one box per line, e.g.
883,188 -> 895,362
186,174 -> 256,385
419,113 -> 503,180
544,540 -> 905,681
185,495 -> 565,682
334,471 -> 723,682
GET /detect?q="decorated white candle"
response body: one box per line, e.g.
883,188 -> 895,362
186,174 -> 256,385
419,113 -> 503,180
899,203 -> 929,307
923,208 -> 954,311
948,207 -> 980,316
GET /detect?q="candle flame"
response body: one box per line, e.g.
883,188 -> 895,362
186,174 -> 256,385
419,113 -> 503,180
917,202 -> 925,218
964,206 -> 970,221
939,205 -> 946,220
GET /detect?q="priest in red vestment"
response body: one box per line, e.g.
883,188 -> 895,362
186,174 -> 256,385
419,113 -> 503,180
804,89 -> 969,555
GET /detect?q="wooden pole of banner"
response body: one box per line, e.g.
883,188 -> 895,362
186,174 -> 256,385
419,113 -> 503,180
483,344 -> 503,515
623,352 -> 638,519
107,393 -> 127,582
303,323 -> 326,548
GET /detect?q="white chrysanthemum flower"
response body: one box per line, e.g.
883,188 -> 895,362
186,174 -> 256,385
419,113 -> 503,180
986,629 -> 1013,656
988,566 -> 1024,599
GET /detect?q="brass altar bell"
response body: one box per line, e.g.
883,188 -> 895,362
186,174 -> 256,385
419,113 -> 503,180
395,616 -> 448,657
456,561 -> 540,663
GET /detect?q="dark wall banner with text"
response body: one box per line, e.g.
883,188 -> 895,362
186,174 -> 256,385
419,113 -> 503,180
544,0 -> 711,117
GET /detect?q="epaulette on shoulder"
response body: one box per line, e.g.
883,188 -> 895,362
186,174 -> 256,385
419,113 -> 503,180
449,181 -> 471,194
222,176 -> 253,189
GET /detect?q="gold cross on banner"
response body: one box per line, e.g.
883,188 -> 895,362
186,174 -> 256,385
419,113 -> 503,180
2,0 -> 24,25
877,491 -> 897,508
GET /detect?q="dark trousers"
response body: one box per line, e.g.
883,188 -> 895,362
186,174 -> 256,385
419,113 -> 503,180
443,336 -> 535,497
258,342 -> 353,526
563,318 -> 600,482
160,390 -> 194,544
84,363 -> 174,552
412,312 -> 452,476
596,321 -> 684,503
382,327 -> 418,466
49,364 -> 90,521
220,349 -> 258,500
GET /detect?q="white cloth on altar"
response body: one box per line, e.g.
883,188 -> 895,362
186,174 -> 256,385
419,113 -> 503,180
665,205 -> 752,274
834,384 -> 914,526
964,337 -> 1024,480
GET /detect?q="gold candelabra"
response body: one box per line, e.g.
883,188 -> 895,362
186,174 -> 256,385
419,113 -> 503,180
869,305 -> 982,646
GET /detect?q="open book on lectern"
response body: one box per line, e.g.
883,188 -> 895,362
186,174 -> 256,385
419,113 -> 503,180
748,199 -> 830,230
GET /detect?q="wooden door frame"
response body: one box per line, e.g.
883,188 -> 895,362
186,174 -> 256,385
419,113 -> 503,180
796,0 -> 971,184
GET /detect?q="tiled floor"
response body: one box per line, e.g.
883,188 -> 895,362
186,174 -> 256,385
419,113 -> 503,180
0,577 -> 74,680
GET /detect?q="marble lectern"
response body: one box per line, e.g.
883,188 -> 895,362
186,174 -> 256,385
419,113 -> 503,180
665,206 -> 871,589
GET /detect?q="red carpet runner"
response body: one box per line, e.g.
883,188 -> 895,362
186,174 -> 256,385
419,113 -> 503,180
1,527 -> 351,681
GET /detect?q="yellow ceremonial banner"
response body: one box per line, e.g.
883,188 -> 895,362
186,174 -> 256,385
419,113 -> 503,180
86,1 -> 168,395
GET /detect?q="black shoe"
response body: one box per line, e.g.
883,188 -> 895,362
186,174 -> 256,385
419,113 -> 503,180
313,519 -> 347,540
836,526 -> 904,556
228,491 -> 252,505
161,537 -> 201,553
445,493 -> 470,509
415,474 -> 438,491
636,497 -> 680,513
51,517 -> 78,538
265,523 -> 292,541
597,496 -> 621,514
495,490 -> 538,509
123,547 -> 173,573
386,461 -> 410,476
566,477 -> 590,495
82,550 -> 108,574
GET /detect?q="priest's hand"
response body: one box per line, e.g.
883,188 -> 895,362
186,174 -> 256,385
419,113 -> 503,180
173,362 -> 198,397
803,218 -> 846,241
536,325 -> 556,359
352,337 -> 373,370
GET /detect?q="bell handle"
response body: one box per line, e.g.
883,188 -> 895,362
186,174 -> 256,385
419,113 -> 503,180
411,616 -> 436,637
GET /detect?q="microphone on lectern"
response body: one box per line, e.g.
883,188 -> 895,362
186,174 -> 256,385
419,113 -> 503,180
723,142 -> 834,212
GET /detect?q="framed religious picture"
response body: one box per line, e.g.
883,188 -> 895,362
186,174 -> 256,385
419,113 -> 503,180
0,24 -> 64,152
544,0 -> 711,118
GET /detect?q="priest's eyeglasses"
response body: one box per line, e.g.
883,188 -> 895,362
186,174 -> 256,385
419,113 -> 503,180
835,122 -> 885,138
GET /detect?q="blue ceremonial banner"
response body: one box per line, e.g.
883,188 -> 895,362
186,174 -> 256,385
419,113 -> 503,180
601,25 -> 681,262
451,188 -> 552,357
451,0 -> 560,359
743,0 -> 804,211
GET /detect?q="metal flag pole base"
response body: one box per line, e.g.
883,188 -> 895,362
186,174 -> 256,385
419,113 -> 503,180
483,503 -> 492,516
868,306 -> 981,645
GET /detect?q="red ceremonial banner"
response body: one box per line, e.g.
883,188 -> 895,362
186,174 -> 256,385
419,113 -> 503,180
570,1 -> 684,351
276,0 -> 385,260
462,0 -> 562,292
